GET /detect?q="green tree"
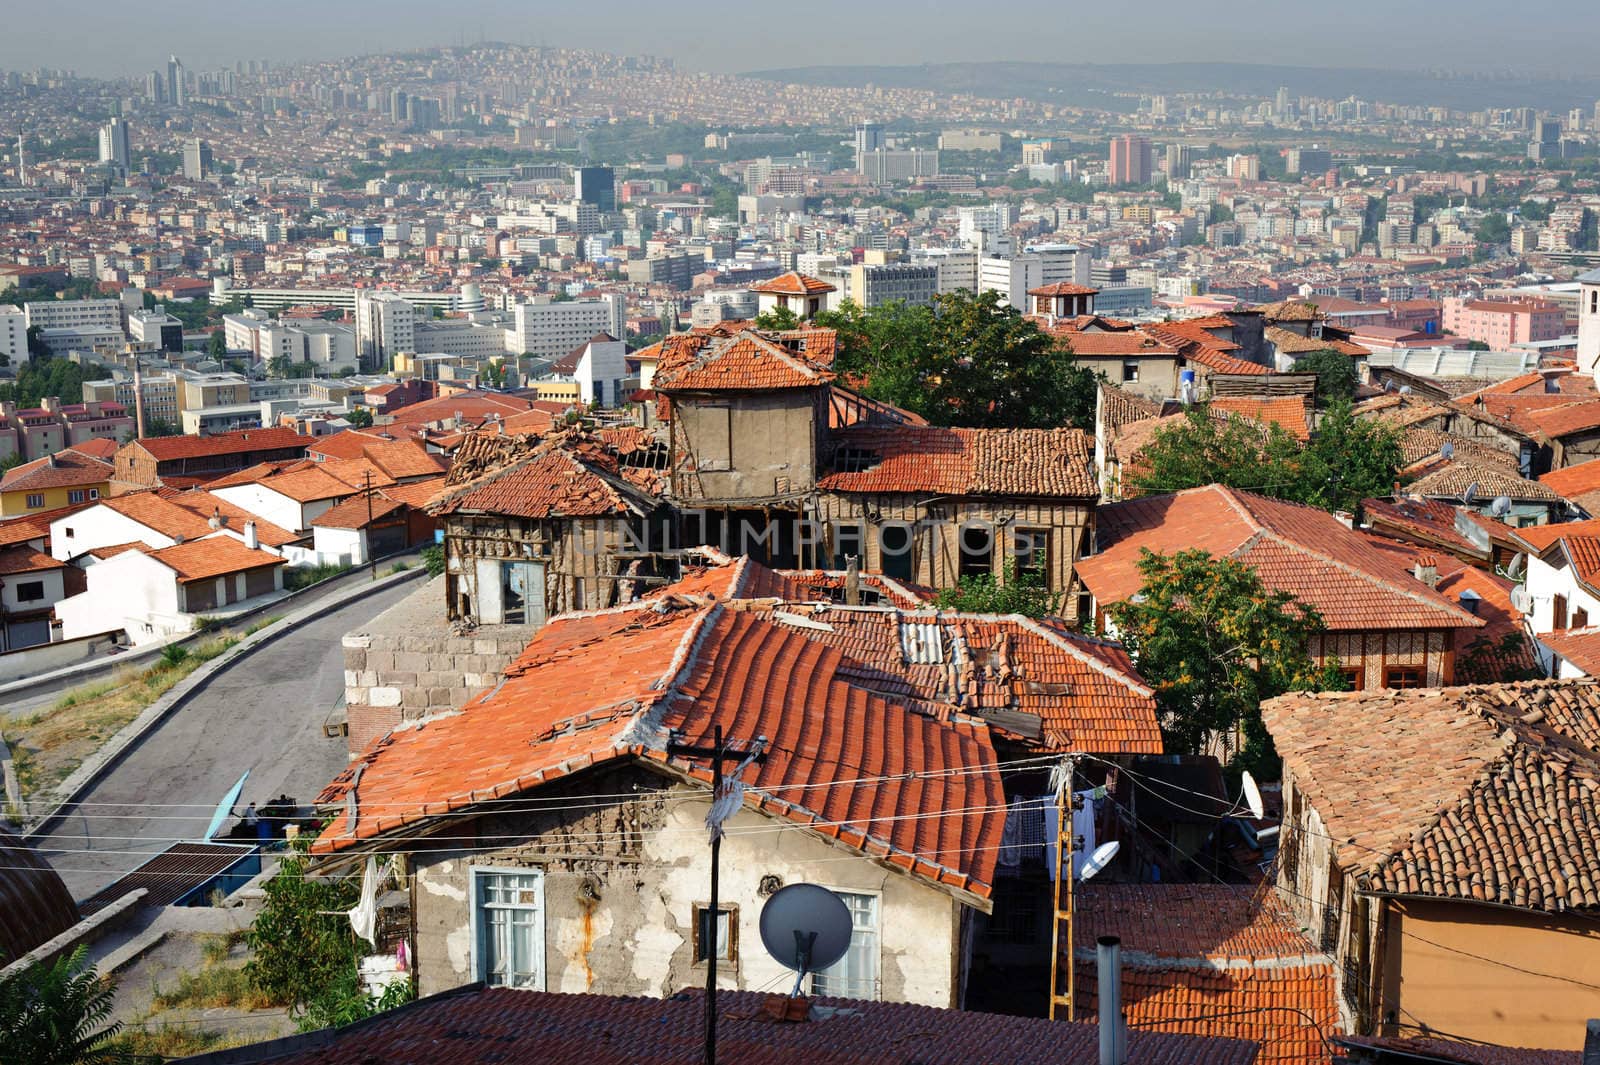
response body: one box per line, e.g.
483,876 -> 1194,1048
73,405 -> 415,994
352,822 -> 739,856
208,330 -> 229,358
266,355 -> 292,380
0,945 -> 128,1065
25,325 -> 47,360
1108,549 -> 1338,773
1291,401 -> 1403,514
1466,340 -> 1490,351
143,418 -> 181,438
346,407 -> 374,428
1475,213 -> 1511,244
245,843 -> 361,1019
1131,404 -> 1302,497
935,559 -> 1060,618
823,291 -> 1097,430
752,305 -> 801,331
1292,349 -> 1360,406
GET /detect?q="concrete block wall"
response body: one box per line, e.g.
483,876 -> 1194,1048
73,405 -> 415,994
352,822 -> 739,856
341,578 -> 538,755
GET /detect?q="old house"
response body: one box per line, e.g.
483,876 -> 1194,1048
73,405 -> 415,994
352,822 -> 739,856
1078,485 -> 1485,688
430,430 -> 668,625
0,449 -> 111,518
1263,680 -> 1600,1050
112,427 -> 313,489
0,545 -> 70,650
314,556 -> 1166,1008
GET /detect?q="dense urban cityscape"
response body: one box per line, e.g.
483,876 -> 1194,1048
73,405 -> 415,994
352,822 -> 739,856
5,18 -> 1600,1065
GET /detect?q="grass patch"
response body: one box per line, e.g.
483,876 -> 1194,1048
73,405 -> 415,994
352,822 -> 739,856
390,561 -> 411,574
151,963 -> 277,1013
285,562 -> 351,592
243,615 -> 284,637
110,1022 -> 254,1059
7,639 -> 239,798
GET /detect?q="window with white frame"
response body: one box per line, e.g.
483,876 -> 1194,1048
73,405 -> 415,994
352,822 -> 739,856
810,891 -> 879,1000
472,868 -> 544,990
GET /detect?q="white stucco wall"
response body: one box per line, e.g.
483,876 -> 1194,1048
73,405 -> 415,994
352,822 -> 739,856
410,786 -> 965,1007
211,483 -> 334,533
56,550 -> 183,643
50,505 -> 176,561
1524,551 -> 1600,635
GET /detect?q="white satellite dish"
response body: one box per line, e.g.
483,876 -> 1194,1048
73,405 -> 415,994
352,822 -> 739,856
1241,771 -> 1265,821
759,884 -> 854,996
1080,841 -> 1120,881
1440,442 -> 1455,461
1491,495 -> 1512,517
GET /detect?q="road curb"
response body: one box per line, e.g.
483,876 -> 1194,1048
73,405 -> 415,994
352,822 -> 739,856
21,566 -> 426,841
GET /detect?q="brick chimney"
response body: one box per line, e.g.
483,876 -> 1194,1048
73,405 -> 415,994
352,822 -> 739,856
1413,554 -> 1439,589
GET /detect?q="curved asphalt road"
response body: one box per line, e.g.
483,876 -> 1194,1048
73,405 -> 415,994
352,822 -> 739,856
33,580 -> 420,901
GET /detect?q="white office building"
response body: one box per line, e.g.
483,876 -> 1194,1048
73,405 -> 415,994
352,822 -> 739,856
0,307 -> 25,363
911,248 -> 981,294
507,296 -> 626,360
846,263 -> 940,309
857,149 -> 939,185
956,204 -> 1016,249
98,116 -> 131,172
412,312 -> 515,359
23,299 -> 123,332
355,292 -> 416,372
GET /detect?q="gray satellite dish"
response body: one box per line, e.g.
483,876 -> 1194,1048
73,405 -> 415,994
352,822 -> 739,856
1398,385 -> 1412,395
1080,841 -> 1120,881
1440,442 -> 1455,461
1491,495 -> 1512,516
759,884 -> 853,996
1462,482 -> 1479,507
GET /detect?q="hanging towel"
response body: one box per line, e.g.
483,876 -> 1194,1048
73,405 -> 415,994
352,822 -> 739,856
347,854 -> 380,947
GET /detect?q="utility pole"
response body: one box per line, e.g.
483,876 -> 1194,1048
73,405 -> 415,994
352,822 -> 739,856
363,470 -> 375,580
1048,754 -> 1080,1022
667,724 -> 767,1065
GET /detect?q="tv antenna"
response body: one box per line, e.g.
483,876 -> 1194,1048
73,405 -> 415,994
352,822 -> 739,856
758,883 -> 854,998
1047,755 -> 1121,1022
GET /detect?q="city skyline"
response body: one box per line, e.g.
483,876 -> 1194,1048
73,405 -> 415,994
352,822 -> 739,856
2,0 -> 1599,81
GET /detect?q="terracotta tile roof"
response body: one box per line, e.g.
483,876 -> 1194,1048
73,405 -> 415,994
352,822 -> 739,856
1407,460 -> 1565,504
748,270 -> 836,296
1029,282 -> 1101,296
0,450 -> 112,493
1058,329 -> 1179,357
204,460 -> 300,489
1255,300 -> 1324,322
1209,396 -> 1310,441
379,392 -> 534,435
1398,427 -> 1519,473
0,544 -> 65,575
1072,884 -> 1337,1065
1539,460 -> 1600,502
165,491 -> 299,548
1265,324 -> 1367,357
1556,535 -> 1600,590
1262,680 -> 1600,914
1361,498 -> 1486,559
147,536 -> 285,582
1080,486 -> 1483,633
99,491 -> 220,541
377,474 -> 447,508
0,502 -> 91,548
429,431 -> 661,519
1526,400 -> 1600,439
1335,1035 -> 1578,1065
360,438 -> 448,480
129,426 -> 312,461
653,330 -> 835,392
1098,381 -> 1161,436
818,426 -> 1096,498
1511,518 -> 1600,555
1539,627 -> 1600,676
64,437 -> 120,460
216,463 -> 356,504
86,541 -> 147,560
312,492 -> 407,530
214,985 -> 1260,1065
305,429 -> 390,461
736,604 -> 1162,753
313,600 -> 1007,900
1456,393 -> 1578,437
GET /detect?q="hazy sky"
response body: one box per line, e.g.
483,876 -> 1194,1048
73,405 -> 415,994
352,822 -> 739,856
3,0 -> 1597,79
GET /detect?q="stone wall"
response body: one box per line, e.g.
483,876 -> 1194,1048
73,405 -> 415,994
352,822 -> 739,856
341,576 -> 537,755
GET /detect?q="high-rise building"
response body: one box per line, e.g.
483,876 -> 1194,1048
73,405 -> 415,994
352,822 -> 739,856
355,291 -> 417,371
1108,134 -> 1152,186
15,133 -> 28,187
166,55 -> 186,108
854,122 -> 885,158
1164,143 -> 1193,180
98,117 -> 131,172
1286,146 -> 1332,175
145,70 -> 163,104
389,89 -> 408,123
182,138 -> 213,180
573,166 -> 616,213
1226,154 -> 1261,181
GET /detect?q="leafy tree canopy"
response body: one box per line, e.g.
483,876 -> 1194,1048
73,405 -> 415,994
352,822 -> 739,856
934,559 -> 1060,618
765,291 -> 1098,430
1291,349 -> 1359,406
346,407 -> 374,428
1108,549 -> 1340,775
0,357 -> 100,409
0,945 -> 127,1065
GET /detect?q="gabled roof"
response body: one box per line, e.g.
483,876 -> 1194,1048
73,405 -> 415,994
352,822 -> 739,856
1262,680 -> 1600,914
818,426 -> 1096,498
653,330 -> 835,392
0,450 -> 112,493
1208,396 -> 1310,441
184,986 -> 1260,1065
1539,460 -> 1600,504
427,430 -> 661,519
1407,460 -> 1565,504
749,270 -> 836,296
1073,884 -> 1336,1065
145,537 -> 285,582
1029,282 -> 1100,296
0,545 -> 66,576
212,463 -> 356,504
128,427 -> 312,462
1510,517 -> 1600,555
1527,399 -> 1600,440
1080,485 -> 1484,632
313,598 -> 1007,901
311,492 -> 408,530
97,491 -> 220,541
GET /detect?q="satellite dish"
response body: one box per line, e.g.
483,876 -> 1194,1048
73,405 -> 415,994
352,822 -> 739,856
1462,482 -> 1479,508
1491,495 -> 1512,516
1080,841 -> 1121,881
1241,771 -> 1265,821
1398,385 -> 1412,395
759,884 -> 853,994
1440,442 -> 1455,461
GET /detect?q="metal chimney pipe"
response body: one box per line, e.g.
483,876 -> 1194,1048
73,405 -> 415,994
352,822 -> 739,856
1098,935 -> 1123,1065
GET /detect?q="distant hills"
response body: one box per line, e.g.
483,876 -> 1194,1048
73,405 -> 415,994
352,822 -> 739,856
746,61 -> 1600,115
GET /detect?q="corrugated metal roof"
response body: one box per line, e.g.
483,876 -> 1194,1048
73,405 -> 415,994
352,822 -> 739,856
79,841 -> 257,915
